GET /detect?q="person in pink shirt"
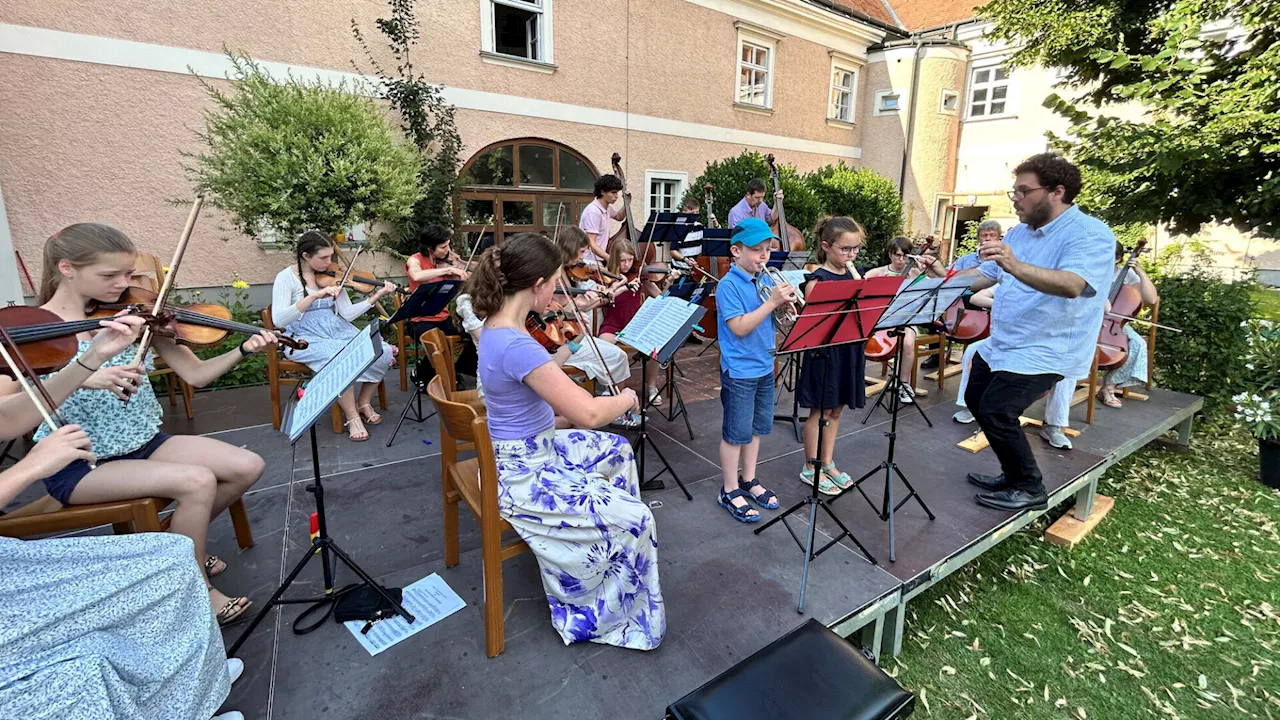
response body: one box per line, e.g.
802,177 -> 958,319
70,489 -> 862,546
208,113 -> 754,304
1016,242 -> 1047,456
579,174 -> 626,263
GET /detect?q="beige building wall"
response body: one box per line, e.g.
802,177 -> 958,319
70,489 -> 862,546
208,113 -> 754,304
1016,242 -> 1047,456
0,0 -> 888,292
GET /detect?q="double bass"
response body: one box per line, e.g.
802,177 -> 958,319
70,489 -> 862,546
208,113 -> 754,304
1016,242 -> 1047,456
699,183 -> 722,340
608,153 -> 659,265
764,154 -> 806,252
1096,240 -> 1148,370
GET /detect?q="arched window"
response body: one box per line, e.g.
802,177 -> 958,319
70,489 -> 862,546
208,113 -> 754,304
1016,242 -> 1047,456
458,138 -> 600,248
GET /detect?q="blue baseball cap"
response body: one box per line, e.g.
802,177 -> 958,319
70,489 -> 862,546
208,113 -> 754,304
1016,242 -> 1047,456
731,218 -> 779,248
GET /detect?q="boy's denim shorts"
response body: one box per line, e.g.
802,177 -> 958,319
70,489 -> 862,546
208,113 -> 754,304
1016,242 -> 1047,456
720,371 -> 774,445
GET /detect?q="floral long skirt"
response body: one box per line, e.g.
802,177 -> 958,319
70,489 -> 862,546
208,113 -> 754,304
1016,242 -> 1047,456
1104,324 -> 1149,388
492,429 -> 665,650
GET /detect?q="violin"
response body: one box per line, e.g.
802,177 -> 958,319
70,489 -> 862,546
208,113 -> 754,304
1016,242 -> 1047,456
525,301 -> 584,353
1096,241 -> 1147,370
93,286 -> 308,352
765,154 -> 807,253
566,261 -> 623,285
0,305 -> 159,376
316,262 -> 408,297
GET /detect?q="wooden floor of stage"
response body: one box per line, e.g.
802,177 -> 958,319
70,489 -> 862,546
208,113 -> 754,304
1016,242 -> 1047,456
2,345 -> 1202,720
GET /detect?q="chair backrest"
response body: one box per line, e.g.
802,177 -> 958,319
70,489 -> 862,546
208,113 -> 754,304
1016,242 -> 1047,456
261,307 -> 287,376
132,252 -> 165,292
427,375 -> 480,444
421,328 -> 459,397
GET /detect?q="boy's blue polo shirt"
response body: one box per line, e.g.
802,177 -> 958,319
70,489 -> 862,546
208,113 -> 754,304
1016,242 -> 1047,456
716,263 -> 776,378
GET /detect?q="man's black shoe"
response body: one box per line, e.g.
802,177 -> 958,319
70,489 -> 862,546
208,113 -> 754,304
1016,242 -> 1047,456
640,479 -> 666,492
966,472 -> 1012,491
685,335 -> 703,346
974,488 -> 1048,512
920,355 -> 939,370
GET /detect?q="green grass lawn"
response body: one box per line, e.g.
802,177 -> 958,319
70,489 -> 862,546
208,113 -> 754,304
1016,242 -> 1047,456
892,420 -> 1279,718
1252,286 -> 1280,321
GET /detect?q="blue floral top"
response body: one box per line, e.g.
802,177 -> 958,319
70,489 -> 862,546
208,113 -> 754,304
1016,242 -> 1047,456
34,341 -> 161,458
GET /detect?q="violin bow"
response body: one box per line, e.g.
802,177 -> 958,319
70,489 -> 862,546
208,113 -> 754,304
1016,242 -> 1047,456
462,226 -> 489,267
129,195 -> 204,369
0,324 -> 63,434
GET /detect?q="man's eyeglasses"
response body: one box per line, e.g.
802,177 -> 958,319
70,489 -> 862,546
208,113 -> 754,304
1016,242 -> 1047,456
1007,186 -> 1049,201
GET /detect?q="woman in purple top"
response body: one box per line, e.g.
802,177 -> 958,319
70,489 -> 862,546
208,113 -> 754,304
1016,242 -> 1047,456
464,232 -> 665,651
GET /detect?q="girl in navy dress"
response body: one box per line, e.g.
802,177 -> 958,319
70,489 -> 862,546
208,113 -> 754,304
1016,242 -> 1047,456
797,217 -> 868,495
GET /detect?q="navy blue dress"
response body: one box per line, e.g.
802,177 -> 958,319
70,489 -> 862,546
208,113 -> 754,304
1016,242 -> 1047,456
796,266 -> 867,411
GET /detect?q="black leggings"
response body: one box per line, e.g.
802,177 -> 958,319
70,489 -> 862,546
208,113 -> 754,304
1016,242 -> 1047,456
406,318 -> 476,387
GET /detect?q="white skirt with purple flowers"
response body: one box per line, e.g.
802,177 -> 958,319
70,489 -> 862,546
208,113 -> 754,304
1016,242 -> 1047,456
492,428 -> 665,650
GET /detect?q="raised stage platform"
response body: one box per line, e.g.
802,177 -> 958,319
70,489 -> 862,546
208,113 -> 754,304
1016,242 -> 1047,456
1,357 -> 1202,720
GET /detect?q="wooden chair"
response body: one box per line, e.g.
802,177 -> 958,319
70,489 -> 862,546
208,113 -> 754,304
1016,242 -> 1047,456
260,308 -> 386,433
0,495 -> 254,549
132,252 -> 195,419
392,294 -> 426,393
427,375 -> 528,658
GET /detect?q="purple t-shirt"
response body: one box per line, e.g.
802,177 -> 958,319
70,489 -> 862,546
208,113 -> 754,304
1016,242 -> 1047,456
578,200 -> 613,262
478,327 -> 557,440
727,196 -> 773,228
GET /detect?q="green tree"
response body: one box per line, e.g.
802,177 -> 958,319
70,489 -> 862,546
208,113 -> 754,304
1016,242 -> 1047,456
979,0 -> 1280,236
682,151 -> 823,245
805,162 -> 902,264
353,0 -> 464,255
187,52 -> 421,239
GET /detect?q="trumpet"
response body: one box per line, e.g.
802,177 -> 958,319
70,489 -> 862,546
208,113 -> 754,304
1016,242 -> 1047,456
760,266 -> 804,333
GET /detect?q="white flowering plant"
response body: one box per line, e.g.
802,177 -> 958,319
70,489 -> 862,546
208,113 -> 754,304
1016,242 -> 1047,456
1234,319 -> 1280,441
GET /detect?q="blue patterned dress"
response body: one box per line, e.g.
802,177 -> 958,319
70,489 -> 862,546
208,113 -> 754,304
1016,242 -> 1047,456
0,534 -> 230,719
285,296 -> 394,383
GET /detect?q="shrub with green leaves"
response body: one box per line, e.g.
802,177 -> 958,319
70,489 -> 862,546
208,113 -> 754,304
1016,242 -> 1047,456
804,162 -> 902,264
188,52 -> 422,240
683,151 -> 822,245
1152,269 -> 1256,411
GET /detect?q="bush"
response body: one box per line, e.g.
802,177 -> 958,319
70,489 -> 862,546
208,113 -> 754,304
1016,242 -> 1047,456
149,282 -> 268,393
683,151 -> 823,245
1152,269 -> 1256,411
187,51 -> 423,239
804,162 -> 902,264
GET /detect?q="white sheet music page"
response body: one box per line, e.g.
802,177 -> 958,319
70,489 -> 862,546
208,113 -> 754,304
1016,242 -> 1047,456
617,296 -> 698,356
285,324 -> 379,442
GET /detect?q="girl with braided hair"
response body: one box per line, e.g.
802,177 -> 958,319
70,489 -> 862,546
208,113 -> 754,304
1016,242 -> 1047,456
462,232 -> 665,651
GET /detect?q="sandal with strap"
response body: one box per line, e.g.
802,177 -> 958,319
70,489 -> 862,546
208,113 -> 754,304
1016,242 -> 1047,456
1097,390 -> 1122,409
215,596 -> 253,627
344,418 -> 369,442
204,554 -> 226,578
718,488 -> 761,523
738,478 -> 779,509
821,463 -> 854,491
800,466 -> 841,496
358,404 -> 383,425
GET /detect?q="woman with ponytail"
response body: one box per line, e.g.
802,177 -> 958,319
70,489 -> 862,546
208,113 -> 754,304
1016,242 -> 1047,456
3,223 -> 279,627
796,217 -> 869,495
270,231 -> 396,441
462,232 -> 664,651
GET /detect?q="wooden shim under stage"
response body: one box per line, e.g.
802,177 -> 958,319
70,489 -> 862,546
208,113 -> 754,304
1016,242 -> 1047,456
1045,494 -> 1115,549
958,416 -> 1081,453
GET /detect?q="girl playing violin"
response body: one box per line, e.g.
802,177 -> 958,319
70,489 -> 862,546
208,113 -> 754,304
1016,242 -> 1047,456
404,225 -> 475,387
271,231 -> 397,441
796,217 -> 868,495
464,232 -> 663,650
597,239 -> 663,405
4,223 -> 278,626
864,236 -> 945,404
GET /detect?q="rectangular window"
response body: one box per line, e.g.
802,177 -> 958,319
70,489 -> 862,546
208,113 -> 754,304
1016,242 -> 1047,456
829,67 -> 857,122
968,65 -> 1010,119
874,89 -> 900,115
486,0 -> 550,63
940,89 -> 959,114
643,171 -> 688,219
737,41 -> 771,107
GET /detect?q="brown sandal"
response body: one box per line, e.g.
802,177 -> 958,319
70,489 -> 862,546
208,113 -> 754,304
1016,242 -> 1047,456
215,596 -> 253,626
204,554 -> 226,578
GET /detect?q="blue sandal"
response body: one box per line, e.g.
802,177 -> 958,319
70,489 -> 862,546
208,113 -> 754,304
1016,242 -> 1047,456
738,478 -> 779,509
718,488 -> 762,523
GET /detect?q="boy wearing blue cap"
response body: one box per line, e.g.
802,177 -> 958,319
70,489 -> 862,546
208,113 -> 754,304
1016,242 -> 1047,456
714,218 -> 797,522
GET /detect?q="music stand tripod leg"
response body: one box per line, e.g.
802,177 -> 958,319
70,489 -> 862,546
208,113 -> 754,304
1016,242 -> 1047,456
636,355 -> 692,500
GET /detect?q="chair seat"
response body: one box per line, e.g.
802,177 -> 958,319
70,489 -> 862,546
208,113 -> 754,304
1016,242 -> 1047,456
0,497 -> 168,537
448,459 -> 513,533
667,619 -> 914,720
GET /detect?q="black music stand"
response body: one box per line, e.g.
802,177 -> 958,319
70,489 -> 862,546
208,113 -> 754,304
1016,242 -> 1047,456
694,228 -> 733,357
754,277 -> 884,612
638,211 -> 700,246
769,260 -> 809,442
384,279 -> 462,447
229,325 -> 414,655
835,275 -> 969,561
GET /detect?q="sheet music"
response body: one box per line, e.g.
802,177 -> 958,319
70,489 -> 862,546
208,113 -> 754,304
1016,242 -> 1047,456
617,296 -> 699,355
284,324 -> 380,442
343,573 -> 466,656
780,269 -> 809,302
873,275 -> 972,330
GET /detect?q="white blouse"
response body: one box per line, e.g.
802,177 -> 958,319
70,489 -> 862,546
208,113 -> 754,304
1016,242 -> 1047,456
270,266 -> 372,328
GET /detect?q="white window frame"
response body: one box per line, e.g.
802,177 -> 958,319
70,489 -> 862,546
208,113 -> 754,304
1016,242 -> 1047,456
827,51 -> 861,124
939,88 -> 960,115
480,0 -> 555,68
643,170 -> 688,220
874,89 -> 901,116
966,63 -> 1012,120
734,22 -> 783,111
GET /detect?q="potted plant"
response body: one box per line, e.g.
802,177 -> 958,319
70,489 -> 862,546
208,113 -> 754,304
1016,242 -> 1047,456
186,51 -> 422,242
1232,319 -> 1280,489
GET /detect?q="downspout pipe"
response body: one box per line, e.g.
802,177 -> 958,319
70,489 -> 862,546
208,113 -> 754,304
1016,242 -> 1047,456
897,36 -> 924,197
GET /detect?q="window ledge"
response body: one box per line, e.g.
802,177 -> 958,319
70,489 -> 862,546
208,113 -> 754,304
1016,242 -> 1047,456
480,51 -> 557,74
963,114 -> 1018,124
826,117 -> 857,129
733,102 -> 774,116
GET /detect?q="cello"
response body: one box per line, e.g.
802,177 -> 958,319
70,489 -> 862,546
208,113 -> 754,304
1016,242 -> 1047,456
1096,240 -> 1147,370
764,154 -> 806,252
